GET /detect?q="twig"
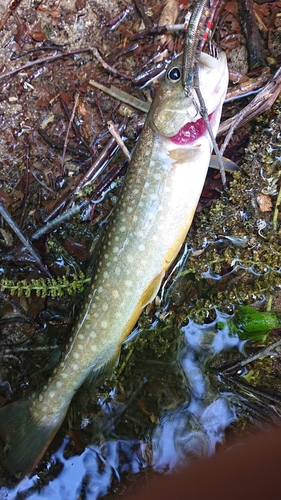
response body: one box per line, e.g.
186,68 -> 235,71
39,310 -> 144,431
31,201 -> 88,240
31,169 -> 58,195
0,47 -> 96,82
221,373 -> 281,406
61,92 -> 80,175
221,338 -> 281,375
69,118 -> 128,201
59,95 -> 93,154
132,0 -> 152,29
238,0 -> 266,69
272,183 -> 281,232
38,128 -> 90,158
91,47 -> 133,81
218,66 -> 281,140
0,203 -> 52,277
225,69 -> 270,102
89,80 -> 150,113
107,121 -> 131,161
0,0 -> 24,30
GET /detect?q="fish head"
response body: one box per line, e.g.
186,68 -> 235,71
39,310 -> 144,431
150,51 -> 228,144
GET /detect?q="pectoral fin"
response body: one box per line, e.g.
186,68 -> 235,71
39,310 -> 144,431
83,351 -> 120,389
209,155 -> 238,172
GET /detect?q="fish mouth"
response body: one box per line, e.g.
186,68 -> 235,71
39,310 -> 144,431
168,109 -> 217,146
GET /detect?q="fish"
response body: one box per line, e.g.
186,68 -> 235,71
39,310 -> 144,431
0,50 -> 228,477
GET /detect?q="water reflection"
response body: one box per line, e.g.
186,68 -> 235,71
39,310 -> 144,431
1,313 -> 241,500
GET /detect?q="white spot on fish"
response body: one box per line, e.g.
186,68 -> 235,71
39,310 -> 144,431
137,230 -> 144,238
101,320 -> 108,329
113,256 -> 118,262
78,334 -> 85,340
132,189 -> 139,195
49,391 -> 55,399
39,395 -> 43,402
114,236 -> 120,242
61,373 -> 68,379
112,289 -> 119,298
127,206 -> 133,213
91,345 -> 97,352
139,244 -> 145,252
106,262 -> 111,268
78,344 -> 83,350
73,364 -> 78,371
98,286 -> 103,293
125,280 -> 132,287
113,246 -> 119,253
127,254 -> 133,263
102,303 -> 108,312
56,381 -> 63,388
133,215 -> 138,222
115,267 -> 121,275
120,226 -> 127,232
154,172 -> 162,181
90,332 -> 97,339
73,352 -> 80,359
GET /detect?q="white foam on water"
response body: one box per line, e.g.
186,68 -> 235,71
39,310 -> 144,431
151,313 -> 239,472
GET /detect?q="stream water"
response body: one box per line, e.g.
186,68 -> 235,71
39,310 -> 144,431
1,313 -> 242,500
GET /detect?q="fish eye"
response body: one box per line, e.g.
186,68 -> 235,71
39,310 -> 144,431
167,66 -> 181,83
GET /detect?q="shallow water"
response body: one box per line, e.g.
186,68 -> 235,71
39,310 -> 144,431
1,313 -> 242,500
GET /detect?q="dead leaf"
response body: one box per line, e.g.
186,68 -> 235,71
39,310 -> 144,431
257,193 -> 272,212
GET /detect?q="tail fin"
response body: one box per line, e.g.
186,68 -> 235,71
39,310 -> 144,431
0,397 -> 62,478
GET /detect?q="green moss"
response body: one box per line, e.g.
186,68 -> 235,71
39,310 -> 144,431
180,99 -> 281,322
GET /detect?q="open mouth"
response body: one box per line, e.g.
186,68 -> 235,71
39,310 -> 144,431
169,109 -> 216,146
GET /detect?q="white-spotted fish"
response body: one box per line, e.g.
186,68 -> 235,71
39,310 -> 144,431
0,50 -> 228,477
